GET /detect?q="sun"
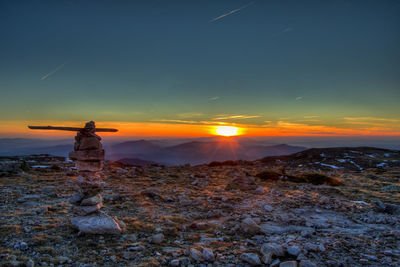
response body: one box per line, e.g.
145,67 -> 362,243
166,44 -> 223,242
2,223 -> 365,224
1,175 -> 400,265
215,126 -> 239,137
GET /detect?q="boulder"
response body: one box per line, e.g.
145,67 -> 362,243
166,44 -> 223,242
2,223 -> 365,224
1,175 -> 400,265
71,212 -> 124,234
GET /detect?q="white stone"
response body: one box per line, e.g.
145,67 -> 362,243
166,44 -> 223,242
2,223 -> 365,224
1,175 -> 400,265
71,212 -> 124,234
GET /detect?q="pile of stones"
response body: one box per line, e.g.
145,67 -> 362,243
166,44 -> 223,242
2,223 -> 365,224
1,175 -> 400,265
68,121 -> 124,234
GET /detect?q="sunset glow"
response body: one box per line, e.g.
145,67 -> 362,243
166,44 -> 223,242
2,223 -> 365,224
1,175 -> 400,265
215,126 -> 240,137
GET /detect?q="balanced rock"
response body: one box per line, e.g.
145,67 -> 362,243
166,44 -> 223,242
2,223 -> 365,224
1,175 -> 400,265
77,136 -> 102,150
76,161 -> 103,172
69,149 -> 104,161
80,194 -> 103,206
72,203 -> 102,216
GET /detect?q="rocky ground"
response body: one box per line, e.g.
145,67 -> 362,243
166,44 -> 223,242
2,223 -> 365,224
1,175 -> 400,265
0,147 -> 399,267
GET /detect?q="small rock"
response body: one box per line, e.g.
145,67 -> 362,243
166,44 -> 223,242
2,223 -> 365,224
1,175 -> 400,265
170,259 -> 180,266
202,248 -> 215,262
261,252 -> 272,264
190,221 -> 209,229
304,243 -> 318,252
270,259 -> 281,267
152,233 -> 165,244
36,206 -> 48,214
260,243 -> 284,257
190,248 -> 202,262
264,205 -> 273,212
287,245 -> 301,257
57,257 -> 69,264
20,242 -> 28,251
127,245 -> 144,251
240,253 -> 261,266
26,259 -> 34,267
280,261 -> 298,267
122,251 -> 135,260
254,186 -> 265,194
299,260 -> 317,267
241,217 -> 261,234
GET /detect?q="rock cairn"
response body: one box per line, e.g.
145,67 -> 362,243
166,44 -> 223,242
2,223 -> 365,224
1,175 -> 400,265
68,121 -> 124,234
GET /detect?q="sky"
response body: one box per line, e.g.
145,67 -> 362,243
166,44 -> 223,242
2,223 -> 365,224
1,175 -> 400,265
0,0 -> 399,138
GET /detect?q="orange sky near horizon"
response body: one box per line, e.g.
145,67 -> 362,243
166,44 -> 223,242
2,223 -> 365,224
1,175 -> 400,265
1,120 -> 400,139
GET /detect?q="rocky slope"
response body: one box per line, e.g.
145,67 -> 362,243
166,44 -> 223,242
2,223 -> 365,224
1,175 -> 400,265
0,147 -> 399,266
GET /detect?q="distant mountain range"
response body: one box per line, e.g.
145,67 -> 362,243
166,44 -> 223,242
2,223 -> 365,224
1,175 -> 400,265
106,140 -> 306,165
3,136 -> 400,166
0,138 -> 306,166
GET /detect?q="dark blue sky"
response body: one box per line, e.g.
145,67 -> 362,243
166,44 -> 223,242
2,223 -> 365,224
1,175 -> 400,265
0,0 -> 399,136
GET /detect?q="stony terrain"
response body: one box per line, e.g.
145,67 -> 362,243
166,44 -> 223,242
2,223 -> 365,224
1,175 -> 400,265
0,147 -> 399,267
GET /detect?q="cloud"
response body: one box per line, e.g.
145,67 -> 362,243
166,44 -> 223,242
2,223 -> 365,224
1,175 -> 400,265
153,119 -> 226,125
41,63 -> 66,80
209,96 -> 220,101
344,117 -> 400,122
295,97 -> 303,101
177,112 -> 204,118
213,115 -> 261,120
210,2 -> 254,22
282,27 -> 293,33
304,115 -> 319,119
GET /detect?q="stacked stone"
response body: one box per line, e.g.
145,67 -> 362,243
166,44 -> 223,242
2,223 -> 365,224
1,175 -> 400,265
68,121 -> 124,234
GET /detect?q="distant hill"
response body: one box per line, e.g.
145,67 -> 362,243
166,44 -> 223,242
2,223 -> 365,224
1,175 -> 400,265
259,146 -> 400,171
107,140 -> 307,165
108,140 -> 161,155
0,138 -> 72,156
114,158 -> 156,167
